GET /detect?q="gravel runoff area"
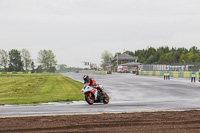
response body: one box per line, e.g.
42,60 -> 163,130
0,110 -> 200,133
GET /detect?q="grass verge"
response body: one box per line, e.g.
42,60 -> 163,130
0,73 -> 84,104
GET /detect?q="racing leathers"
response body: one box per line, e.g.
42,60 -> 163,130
84,77 -> 96,87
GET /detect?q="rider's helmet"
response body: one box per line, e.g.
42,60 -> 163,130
83,75 -> 89,83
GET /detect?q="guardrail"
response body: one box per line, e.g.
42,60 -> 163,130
94,71 -> 107,75
79,70 -> 95,74
79,70 -> 107,75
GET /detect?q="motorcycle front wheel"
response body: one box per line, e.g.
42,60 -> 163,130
85,93 -> 94,105
103,92 -> 109,104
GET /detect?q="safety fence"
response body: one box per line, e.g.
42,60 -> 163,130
0,72 -> 31,75
139,71 -> 199,78
143,63 -> 200,71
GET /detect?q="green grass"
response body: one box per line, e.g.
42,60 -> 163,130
0,74 -> 84,104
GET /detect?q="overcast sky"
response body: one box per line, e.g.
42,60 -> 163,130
0,0 -> 200,67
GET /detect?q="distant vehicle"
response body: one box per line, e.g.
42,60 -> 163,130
118,66 -> 129,73
117,66 -> 123,73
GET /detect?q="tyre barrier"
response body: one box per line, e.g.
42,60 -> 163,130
0,72 -> 31,75
139,71 -> 200,82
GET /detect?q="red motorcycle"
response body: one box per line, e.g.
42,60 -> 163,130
81,84 -> 109,105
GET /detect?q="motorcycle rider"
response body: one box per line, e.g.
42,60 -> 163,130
83,75 -> 103,96
82,75 -> 109,104
83,75 -> 96,87
83,75 -> 103,98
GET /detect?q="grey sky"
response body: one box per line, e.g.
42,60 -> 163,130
0,0 -> 200,67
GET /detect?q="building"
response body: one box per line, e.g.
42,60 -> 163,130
117,53 -> 138,64
115,53 -> 138,72
102,53 -> 139,72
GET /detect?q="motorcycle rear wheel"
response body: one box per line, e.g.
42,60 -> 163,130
103,92 -> 109,104
85,93 -> 94,105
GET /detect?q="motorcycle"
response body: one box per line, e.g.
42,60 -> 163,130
81,84 -> 109,105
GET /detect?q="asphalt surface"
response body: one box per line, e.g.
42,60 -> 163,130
0,73 -> 200,117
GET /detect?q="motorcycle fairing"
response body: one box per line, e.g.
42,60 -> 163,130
91,89 -> 98,100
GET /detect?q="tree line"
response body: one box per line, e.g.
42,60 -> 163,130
0,49 -> 57,73
124,46 -> 200,64
101,46 -> 200,65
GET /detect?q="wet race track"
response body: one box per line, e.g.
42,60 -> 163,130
1,73 -> 200,117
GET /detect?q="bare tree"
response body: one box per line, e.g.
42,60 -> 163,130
0,49 -> 8,71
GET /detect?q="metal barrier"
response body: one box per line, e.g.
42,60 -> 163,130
143,63 -> 200,71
